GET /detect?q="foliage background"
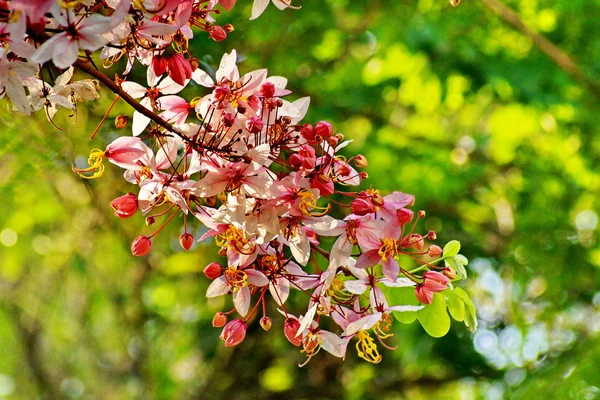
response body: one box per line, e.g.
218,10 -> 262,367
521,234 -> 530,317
1,0 -> 599,398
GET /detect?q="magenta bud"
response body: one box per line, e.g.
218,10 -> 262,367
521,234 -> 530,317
220,319 -> 247,347
212,312 -> 228,328
179,233 -> 194,251
131,235 -> 152,256
314,121 -> 333,139
284,318 -> 302,347
110,193 -> 138,218
204,262 -> 222,280
260,82 -> 276,98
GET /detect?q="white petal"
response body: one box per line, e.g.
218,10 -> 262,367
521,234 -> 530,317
206,276 -> 228,297
234,286 -> 251,316
342,313 -> 382,337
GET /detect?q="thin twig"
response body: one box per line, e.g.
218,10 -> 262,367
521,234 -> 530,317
479,0 -> 600,99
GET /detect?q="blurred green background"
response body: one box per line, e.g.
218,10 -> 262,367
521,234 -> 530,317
1,0 -> 600,398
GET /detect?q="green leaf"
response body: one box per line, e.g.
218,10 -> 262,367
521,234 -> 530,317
417,292 -> 451,338
443,240 -> 461,258
445,256 -> 467,280
445,290 -> 465,322
456,254 -> 469,265
454,288 -> 478,332
388,287 -> 420,324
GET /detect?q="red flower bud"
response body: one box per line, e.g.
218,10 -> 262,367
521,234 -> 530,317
314,121 -> 332,139
151,55 -> 167,77
260,82 -> 276,98
209,25 -> 228,42
179,233 -> 194,251
284,318 -> 302,346
397,208 -> 414,225
427,245 -> 443,258
131,235 -> 152,256
166,53 -> 193,86
245,116 -> 264,134
220,319 -> 247,347
351,196 -> 377,216
115,115 -> 128,129
110,193 -> 138,218
301,123 -> 315,142
260,316 -> 272,331
204,262 -> 222,280
354,154 -> 368,168
212,312 -> 228,327
415,285 -> 433,304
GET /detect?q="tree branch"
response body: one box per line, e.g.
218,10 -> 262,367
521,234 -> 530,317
73,59 -> 190,142
479,0 -> 600,99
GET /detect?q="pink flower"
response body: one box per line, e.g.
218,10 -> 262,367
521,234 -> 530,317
110,193 -> 138,218
220,319 -> 247,347
415,271 -> 450,304
30,0 -> 129,69
131,235 -> 152,256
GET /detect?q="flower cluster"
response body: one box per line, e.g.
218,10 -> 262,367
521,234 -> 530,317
0,0 -> 475,365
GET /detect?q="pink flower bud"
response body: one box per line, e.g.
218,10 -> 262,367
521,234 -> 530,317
151,55 -> 167,77
443,267 -> 457,280
166,53 -> 193,86
220,319 -> 247,347
204,262 -> 222,280
221,112 -> 235,127
301,123 -> 315,142
410,233 -> 424,250
209,25 -> 228,42
284,318 -> 302,346
397,208 -> 414,225
423,271 -> 449,292
310,173 -> 334,196
427,245 -> 443,258
131,235 -> 152,256
110,193 -> 138,218
260,82 -> 276,98
179,233 -> 194,251
212,312 -> 228,327
351,196 -> 377,216
427,230 -> 437,240
314,121 -> 332,139
354,154 -> 368,168
245,116 -> 264,134
415,285 -> 433,304
260,316 -> 272,331
115,115 -> 128,129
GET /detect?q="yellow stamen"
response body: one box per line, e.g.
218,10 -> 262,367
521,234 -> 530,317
72,149 -> 105,180
189,97 -> 202,108
356,330 -> 382,364
298,190 -> 331,217
326,277 -> 355,304
58,0 -> 81,9
216,225 -> 256,255
378,238 -> 398,262
224,267 -> 248,292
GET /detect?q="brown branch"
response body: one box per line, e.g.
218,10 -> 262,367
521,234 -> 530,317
73,59 -> 191,142
479,0 -> 600,99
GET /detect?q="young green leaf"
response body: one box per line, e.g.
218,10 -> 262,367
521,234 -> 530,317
445,290 -> 465,322
454,287 -> 478,332
443,240 -> 461,258
388,287 -> 420,324
417,292 -> 451,338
